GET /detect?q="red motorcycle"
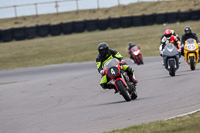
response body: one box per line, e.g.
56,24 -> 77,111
128,45 -> 143,65
103,58 -> 137,102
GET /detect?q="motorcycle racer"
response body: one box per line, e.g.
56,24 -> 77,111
181,26 -> 200,57
96,42 -> 138,90
128,42 -> 136,62
159,29 -> 181,56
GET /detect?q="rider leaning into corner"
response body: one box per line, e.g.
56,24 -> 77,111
180,26 -> 200,57
96,42 -> 138,91
159,29 -> 181,64
128,42 -> 137,62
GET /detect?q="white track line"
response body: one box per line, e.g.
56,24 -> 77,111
166,109 -> 200,120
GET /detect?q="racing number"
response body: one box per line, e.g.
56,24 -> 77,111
111,68 -> 115,75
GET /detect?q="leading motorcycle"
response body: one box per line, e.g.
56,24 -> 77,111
162,43 -> 180,76
103,58 -> 137,102
184,38 -> 199,70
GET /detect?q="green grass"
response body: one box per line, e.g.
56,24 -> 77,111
105,111 -> 200,133
0,20 -> 200,70
0,0 -> 200,29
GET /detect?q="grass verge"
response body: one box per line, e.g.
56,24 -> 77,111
105,111 -> 200,133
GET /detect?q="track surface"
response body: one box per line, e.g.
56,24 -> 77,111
0,57 -> 200,133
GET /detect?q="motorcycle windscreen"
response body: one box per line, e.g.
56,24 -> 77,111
104,58 -> 118,69
131,46 -> 137,51
163,43 -> 178,57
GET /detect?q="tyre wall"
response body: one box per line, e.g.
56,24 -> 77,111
1,9 -> 200,42
37,24 -> 50,37
13,27 -> 26,41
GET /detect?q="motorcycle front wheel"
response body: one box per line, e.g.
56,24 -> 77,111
189,56 -> 195,70
169,60 -> 175,76
116,80 -> 131,102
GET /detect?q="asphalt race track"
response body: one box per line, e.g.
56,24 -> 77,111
0,56 -> 200,133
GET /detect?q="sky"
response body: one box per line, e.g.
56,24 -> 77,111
0,0 -> 162,19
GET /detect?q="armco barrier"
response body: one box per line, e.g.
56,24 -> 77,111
49,24 -> 62,36
25,26 -> 37,39
13,27 -> 26,41
155,13 -> 167,24
61,22 -> 73,34
97,19 -> 110,30
167,12 -> 179,23
73,21 -> 86,33
132,15 -> 144,26
120,16 -> 133,28
190,10 -> 200,20
37,24 -> 50,37
0,29 -> 13,42
85,19 -> 98,32
143,14 -> 155,26
179,11 -> 191,22
109,17 -> 121,29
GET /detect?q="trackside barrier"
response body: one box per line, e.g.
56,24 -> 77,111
13,27 -> 26,41
0,9 -> 200,42
155,13 -> 167,24
25,26 -> 37,39
61,22 -> 73,34
37,24 -> 50,37
50,24 -> 62,36
85,19 -> 98,32
0,29 -> 13,42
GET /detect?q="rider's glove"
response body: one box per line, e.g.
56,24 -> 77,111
160,50 -> 163,56
121,60 -> 126,65
100,70 -> 105,76
178,48 -> 181,53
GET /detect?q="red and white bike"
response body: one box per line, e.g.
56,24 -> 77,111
104,58 -> 137,102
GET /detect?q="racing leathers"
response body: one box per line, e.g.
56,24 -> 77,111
159,35 -> 181,57
128,44 -> 136,61
96,49 -> 137,90
181,33 -> 200,56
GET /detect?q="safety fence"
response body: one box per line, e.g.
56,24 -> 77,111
0,9 -> 200,42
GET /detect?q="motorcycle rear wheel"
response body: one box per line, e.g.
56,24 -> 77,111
116,80 -> 131,102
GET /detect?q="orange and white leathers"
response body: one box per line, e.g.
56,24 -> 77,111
159,35 -> 181,56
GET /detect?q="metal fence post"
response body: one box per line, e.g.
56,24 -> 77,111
35,3 -> 38,16
97,0 -> 100,9
14,5 -> 17,18
118,0 -> 120,6
76,0 -> 79,11
55,1 -> 59,14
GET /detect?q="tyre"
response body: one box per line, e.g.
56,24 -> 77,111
189,56 -> 195,70
116,80 -> 131,102
169,60 -> 175,76
139,57 -> 144,65
131,91 -> 138,100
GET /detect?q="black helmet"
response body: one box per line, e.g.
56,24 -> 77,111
129,42 -> 134,47
184,26 -> 192,35
98,42 -> 109,57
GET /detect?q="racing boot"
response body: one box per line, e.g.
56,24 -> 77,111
128,75 -> 138,85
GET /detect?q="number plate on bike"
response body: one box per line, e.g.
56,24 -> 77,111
108,67 -> 119,77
